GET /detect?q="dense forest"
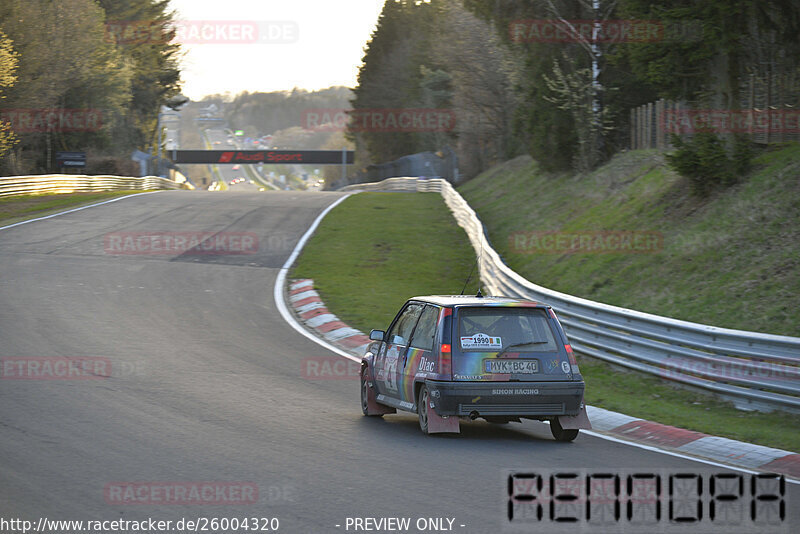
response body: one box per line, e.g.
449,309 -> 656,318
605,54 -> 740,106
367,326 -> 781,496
352,0 -> 800,180
191,88 -> 354,186
215,86 -> 352,138
201,86 -> 353,152
1,0 -> 798,180
0,0 -> 181,175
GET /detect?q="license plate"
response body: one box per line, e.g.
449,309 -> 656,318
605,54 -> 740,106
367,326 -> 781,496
485,359 -> 538,374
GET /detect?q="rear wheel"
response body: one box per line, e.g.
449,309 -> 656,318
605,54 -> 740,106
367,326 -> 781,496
550,418 -> 579,442
361,367 -> 381,417
417,385 -> 430,434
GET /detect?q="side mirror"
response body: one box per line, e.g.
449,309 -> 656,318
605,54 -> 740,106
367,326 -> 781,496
369,329 -> 385,341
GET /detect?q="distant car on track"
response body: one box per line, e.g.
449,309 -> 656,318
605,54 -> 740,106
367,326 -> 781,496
360,295 -> 590,439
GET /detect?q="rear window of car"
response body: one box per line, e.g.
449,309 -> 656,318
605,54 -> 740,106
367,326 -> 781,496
457,307 -> 558,352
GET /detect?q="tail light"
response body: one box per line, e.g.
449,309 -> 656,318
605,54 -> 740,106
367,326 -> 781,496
439,344 -> 452,377
565,344 -> 580,375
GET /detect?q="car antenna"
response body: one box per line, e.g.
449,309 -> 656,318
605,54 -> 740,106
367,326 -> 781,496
459,260 -> 476,295
460,229 -> 484,297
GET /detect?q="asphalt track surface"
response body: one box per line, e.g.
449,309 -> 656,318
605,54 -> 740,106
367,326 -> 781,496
1,191 -> 796,534
205,130 -> 263,192
204,129 -> 289,192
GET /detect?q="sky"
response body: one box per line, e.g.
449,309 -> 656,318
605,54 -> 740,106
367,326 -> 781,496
168,0 -> 385,100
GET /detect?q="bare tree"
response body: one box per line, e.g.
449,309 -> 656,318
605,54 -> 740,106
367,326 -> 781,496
543,52 -> 613,171
431,0 -> 520,179
542,0 -> 619,170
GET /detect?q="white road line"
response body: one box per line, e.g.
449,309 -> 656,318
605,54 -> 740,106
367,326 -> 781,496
273,194 -> 360,362
580,429 -> 800,485
0,191 -> 161,232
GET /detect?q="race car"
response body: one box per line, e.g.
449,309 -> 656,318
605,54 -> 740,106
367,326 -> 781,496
360,295 -> 591,439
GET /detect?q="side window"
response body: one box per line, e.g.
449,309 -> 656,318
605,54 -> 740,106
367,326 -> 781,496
410,306 -> 439,351
387,303 -> 423,346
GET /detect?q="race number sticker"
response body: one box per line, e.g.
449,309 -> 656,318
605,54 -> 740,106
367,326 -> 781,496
461,333 -> 502,350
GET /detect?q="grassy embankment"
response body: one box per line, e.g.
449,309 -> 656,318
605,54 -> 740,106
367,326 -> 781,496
292,193 -> 479,330
291,145 -> 800,451
0,191 -> 148,226
459,145 -> 799,336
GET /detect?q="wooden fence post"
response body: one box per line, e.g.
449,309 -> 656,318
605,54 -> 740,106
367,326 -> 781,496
640,104 -> 646,149
655,99 -> 663,149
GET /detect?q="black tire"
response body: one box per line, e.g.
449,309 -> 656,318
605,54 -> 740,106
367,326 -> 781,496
361,367 -> 382,417
417,385 -> 430,434
550,418 -> 579,442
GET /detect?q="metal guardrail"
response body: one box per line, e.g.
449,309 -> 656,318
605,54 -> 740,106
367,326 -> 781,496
341,177 -> 800,412
340,177 -> 428,193
0,174 -> 190,198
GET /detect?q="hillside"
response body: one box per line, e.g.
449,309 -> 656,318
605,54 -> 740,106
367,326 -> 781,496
459,144 -> 800,337
217,86 -> 352,140
291,186 -> 800,450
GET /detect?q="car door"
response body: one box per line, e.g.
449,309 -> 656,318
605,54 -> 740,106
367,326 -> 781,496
400,305 -> 440,404
375,303 -> 423,398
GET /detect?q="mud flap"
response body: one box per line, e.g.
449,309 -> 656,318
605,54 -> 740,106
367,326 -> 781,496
426,400 -> 460,434
558,404 -> 592,430
366,383 -> 396,416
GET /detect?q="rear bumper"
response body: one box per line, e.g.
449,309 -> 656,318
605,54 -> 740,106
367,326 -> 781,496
426,380 -> 585,418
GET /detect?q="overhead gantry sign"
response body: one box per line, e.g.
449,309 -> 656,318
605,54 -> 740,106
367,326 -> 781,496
173,150 -> 354,165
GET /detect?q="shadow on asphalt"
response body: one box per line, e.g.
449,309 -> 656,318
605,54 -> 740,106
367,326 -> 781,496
355,414 -> 570,445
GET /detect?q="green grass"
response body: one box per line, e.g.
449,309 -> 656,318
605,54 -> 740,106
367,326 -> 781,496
455,144 -> 800,451
290,166 -> 800,452
291,192 -> 480,333
0,191 -> 148,225
582,358 -> 800,451
459,144 -> 800,337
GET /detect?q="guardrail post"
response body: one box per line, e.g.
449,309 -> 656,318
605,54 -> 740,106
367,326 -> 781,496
341,147 -> 347,184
